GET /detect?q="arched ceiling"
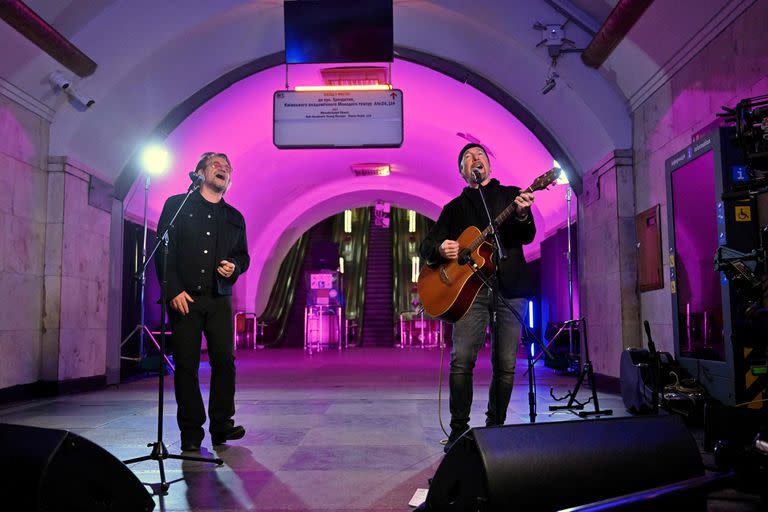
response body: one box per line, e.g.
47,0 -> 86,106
0,0 -> 745,313
122,59 -> 566,314
3,0 -> 633,181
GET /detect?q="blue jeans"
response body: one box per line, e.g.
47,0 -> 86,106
450,287 -> 526,433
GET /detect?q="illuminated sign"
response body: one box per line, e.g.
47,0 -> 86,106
274,89 -> 403,148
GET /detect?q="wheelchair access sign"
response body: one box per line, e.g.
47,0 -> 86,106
735,205 -> 752,222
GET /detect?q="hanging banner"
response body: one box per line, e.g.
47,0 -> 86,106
273,89 -> 403,148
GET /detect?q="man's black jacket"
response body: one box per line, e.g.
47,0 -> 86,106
419,178 -> 536,298
156,191 -> 250,299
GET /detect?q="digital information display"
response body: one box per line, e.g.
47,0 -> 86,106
274,89 -> 403,148
310,273 -> 335,290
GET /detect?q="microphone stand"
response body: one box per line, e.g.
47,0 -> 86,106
467,173 -> 552,423
123,177 -> 223,496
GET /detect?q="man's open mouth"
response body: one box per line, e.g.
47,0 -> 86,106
215,173 -> 226,180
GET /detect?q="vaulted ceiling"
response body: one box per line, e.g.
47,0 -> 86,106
0,0 -> 746,312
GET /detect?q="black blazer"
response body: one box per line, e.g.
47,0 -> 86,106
156,192 -> 250,298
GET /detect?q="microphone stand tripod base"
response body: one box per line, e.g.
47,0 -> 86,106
123,442 -> 224,495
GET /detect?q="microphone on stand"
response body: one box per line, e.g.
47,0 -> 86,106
188,172 -> 204,188
471,167 -> 484,184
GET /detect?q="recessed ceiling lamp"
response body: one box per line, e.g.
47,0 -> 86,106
351,163 -> 390,177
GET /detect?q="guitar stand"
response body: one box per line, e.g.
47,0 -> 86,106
549,317 -> 613,417
524,320 -> 575,376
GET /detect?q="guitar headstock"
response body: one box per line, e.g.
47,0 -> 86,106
528,167 -> 560,193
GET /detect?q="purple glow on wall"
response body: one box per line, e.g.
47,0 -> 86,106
671,151 -> 724,359
124,59 -> 566,314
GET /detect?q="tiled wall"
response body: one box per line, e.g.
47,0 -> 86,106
578,151 -> 639,378
0,92 -> 112,390
0,95 -> 49,389
45,158 -> 111,381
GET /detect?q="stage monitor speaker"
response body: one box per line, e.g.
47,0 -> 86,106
425,415 -> 705,511
0,423 -> 155,512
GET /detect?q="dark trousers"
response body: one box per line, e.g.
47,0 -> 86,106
449,288 -> 526,434
169,293 -> 235,444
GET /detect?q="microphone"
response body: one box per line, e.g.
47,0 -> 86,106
188,172 -> 204,186
471,167 -> 483,184
643,320 -> 657,355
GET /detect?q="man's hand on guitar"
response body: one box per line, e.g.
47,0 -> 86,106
439,239 -> 460,260
514,192 -> 534,220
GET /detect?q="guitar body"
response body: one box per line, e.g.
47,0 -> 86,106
417,167 -> 558,324
417,226 -> 495,323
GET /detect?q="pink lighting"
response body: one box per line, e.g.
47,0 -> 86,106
294,84 -> 393,91
124,59 -> 565,315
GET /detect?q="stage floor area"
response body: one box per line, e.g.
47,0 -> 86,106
0,347 -> 757,511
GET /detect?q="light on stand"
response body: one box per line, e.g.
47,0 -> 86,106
120,143 -> 172,367
528,300 -> 535,329
554,159 -> 578,371
529,300 -> 536,357
554,160 -> 569,185
141,144 -> 171,176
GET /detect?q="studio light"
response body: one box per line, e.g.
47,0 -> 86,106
554,160 -> 569,185
141,144 -> 170,176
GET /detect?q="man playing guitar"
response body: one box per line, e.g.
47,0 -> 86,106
419,143 -> 535,452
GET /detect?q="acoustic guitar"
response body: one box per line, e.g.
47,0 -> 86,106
417,168 -> 559,323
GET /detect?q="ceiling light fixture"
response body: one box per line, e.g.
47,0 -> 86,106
351,163 -> 391,177
294,84 -> 392,92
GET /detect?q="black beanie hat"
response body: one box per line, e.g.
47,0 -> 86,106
458,143 -> 485,169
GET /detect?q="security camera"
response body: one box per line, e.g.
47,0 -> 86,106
68,88 -> 95,108
49,71 -> 71,91
541,69 -> 559,95
48,71 -> 95,108
541,78 -> 556,95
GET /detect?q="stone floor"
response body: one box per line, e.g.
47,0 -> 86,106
0,346 -> 761,511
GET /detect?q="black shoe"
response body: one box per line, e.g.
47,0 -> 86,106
180,441 -> 201,452
211,425 -> 246,445
443,428 -> 469,453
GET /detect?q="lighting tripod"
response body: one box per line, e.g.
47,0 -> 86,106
120,174 -> 173,371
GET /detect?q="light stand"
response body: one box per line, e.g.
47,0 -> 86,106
123,179 -> 223,495
565,185 -> 577,369
120,174 -> 173,370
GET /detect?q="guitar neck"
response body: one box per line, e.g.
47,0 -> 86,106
465,186 -> 532,253
479,185 -> 531,238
